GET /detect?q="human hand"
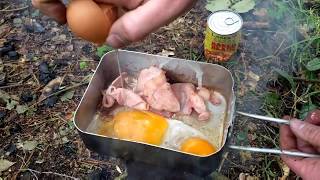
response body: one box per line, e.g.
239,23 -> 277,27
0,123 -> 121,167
32,0 -> 196,48
280,109 -> 320,180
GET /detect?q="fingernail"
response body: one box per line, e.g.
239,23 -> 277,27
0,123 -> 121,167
310,111 -> 320,121
106,34 -> 126,48
290,119 -> 305,130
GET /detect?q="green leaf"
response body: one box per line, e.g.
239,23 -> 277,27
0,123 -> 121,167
205,0 -> 231,12
0,159 -> 15,172
67,119 -> 75,129
231,0 -> 255,13
274,69 -> 296,90
60,90 -> 75,102
16,105 -> 29,114
299,102 -> 318,119
305,58 -> 320,71
22,140 -> 38,151
237,131 -> 247,141
6,100 -> 18,110
96,45 -> 113,58
79,61 -> 88,70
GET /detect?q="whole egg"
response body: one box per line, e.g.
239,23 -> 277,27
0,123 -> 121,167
66,0 -> 117,44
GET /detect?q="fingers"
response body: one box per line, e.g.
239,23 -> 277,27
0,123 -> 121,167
32,0 -> 67,24
306,109 -> 320,125
280,155 -> 316,179
290,119 -> 320,149
281,155 -> 320,180
105,0 -> 195,48
95,0 -> 145,10
281,155 -> 303,177
280,116 -> 297,150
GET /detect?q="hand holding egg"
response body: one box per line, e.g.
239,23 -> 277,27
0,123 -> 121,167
32,0 -> 196,47
66,0 -> 118,45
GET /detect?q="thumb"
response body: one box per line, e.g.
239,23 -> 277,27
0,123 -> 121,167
105,0 -> 195,48
290,119 -> 320,148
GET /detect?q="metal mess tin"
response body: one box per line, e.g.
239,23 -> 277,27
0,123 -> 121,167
73,50 -> 235,176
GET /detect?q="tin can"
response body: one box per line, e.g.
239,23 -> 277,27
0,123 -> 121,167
204,10 -> 243,62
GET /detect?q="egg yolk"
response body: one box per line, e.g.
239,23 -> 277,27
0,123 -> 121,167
180,137 -> 216,156
113,110 -> 168,145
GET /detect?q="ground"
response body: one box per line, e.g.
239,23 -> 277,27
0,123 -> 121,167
0,0 -> 320,179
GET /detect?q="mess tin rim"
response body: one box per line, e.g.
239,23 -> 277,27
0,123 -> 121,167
73,49 -> 236,158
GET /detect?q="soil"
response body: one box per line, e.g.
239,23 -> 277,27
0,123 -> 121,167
0,0 -> 304,179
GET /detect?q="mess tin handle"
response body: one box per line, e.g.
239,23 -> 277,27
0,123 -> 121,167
228,145 -> 320,158
228,111 -> 320,158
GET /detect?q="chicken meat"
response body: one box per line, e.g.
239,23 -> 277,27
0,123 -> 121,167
102,72 -> 148,110
172,83 -> 210,121
136,66 -> 180,112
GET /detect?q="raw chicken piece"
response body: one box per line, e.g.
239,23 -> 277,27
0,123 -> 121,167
102,73 -> 148,110
172,83 -> 210,121
107,87 -> 149,110
136,66 -> 180,112
210,91 -> 222,105
149,108 -> 174,118
197,87 -> 222,106
197,87 -> 210,101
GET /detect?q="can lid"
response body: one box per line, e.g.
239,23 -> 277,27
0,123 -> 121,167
208,10 -> 243,35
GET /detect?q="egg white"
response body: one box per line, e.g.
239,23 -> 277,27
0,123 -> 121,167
161,119 -> 208,150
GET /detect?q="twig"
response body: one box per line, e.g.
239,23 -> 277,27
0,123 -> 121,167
32,82 -> 88,106
0,6 -> 29,12
28,169 -> 39,180
273,39 -> 286,56
292,77 -> 320,83
20,169 -> 79,180
218,151 -> 229,172
0,82 -> 26,89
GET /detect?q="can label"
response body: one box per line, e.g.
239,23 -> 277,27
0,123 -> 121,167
204,10 -> 243,62
204,27 -> 241,62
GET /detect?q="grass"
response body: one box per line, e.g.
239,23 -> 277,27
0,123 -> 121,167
263,0 -> 320,119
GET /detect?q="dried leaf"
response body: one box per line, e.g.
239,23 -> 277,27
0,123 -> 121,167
0,90 -> 11,104
279,159 -> 290,180
116,165 -> 122,174
240,151 -> 252,163
0,159 -> 15,172
16,105 -> 29,114
231,0 -> 256,13
82,73 -> 94,83
22,140 -> 38,151
158,49 -> 175,57
239,173 -> 259,180
39,76 -> 63,101
60,90 -> 75,102
62,137 -> 69,144
6,100 -> 18,110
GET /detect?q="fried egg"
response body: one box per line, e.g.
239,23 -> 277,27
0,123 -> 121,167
110,110 -> 217,156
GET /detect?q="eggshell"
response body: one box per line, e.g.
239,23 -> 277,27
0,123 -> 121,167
66,0 -> 117,44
